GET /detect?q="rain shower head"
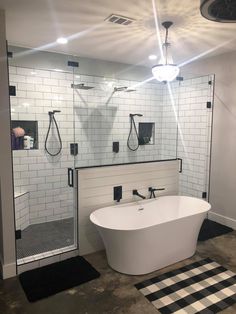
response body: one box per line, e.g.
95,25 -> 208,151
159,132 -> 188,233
113,86 -> 127,92
125,88 -> 136,92
48,110 -> 61,115
130,113 -> 143,117
114,86 -> 136,92
71,83 -> 94,90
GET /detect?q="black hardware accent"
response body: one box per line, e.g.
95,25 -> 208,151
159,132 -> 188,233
15,230 -> 21,240
70,143 -> 78,156
75,158 -> 179,170
68,168 -> 74,187
206,101 -> 212,109
176,76 -> 184,81
67,61 -> 79,68
113,142 -> 119,153
114,186 -> 122,202
202,192 -> 207,199
208,81 -> 212,85
9,85 -> 16,96
7,51 -> 13,58
133,189 -> 146,199
177,158 -> 183,173
148,187 -> 165,199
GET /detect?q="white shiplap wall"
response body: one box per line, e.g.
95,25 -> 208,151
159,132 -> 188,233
77,160 -> 179,255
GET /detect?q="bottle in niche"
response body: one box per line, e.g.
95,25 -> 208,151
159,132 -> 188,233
24,136 -> 31,150
30,137 -> 34,149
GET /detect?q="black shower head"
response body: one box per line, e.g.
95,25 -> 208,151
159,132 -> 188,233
48,110 -> 61,115
130,113 -> 143,117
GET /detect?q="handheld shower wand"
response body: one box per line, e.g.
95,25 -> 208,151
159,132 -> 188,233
127,113 -> 143,151
45,110 -> 62,156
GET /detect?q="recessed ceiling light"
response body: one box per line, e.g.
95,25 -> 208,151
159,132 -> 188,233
149,54 -> 157,60
56,37 -> 68,44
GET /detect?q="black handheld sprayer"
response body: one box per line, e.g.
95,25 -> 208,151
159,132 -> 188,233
127,113 -> 143,151
45,110 -> 62,156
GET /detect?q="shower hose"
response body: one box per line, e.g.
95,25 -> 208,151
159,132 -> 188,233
127,115 -> 139,151
45,111 -> 62,156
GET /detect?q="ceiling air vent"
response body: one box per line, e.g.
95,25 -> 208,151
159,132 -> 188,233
105,14 -> 135,26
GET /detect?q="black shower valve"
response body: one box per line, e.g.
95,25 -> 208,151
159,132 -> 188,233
114,186 -> 122,202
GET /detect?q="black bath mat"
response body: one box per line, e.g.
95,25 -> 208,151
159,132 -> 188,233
135,258 -> 236,313
19,256 -> 100,302
198,219 -> 233,241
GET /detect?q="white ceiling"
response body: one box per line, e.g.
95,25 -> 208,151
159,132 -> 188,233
0,0 -> 236,66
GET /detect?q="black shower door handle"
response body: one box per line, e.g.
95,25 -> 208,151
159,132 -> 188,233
68,168 -> 74,187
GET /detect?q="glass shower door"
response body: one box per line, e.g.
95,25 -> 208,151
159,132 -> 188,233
9,62 -> 78,264
176,74 -> 214,199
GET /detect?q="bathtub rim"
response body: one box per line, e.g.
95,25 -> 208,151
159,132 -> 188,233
90,195 -> 211,232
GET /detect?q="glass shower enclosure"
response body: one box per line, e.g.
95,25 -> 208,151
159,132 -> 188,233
9,51 -> 79,265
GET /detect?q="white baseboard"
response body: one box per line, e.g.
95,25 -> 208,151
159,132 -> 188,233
208,211 -> 236,230
0,259 -> 16,279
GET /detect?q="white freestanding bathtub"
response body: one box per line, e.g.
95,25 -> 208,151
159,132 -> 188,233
90,196 -> 211,275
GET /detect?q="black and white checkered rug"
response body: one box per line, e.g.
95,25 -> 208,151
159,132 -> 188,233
135,258 -> 236,314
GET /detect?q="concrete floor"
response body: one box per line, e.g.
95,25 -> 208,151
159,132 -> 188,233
0,231 -> 236,314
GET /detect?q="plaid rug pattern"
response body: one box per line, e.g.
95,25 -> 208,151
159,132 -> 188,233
135,258 -> 236,313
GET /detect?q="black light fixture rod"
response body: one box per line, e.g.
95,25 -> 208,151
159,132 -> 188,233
162,21 -> 173,64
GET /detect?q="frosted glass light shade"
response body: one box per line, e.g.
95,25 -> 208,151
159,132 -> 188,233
152,64 -> 180,82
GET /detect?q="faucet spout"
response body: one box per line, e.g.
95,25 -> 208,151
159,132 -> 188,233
133,189 -> 146,199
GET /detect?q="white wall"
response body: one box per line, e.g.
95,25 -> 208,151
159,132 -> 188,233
182,50 -> 236,229
161,76 -> 213,199
0,10 -> 16,279
8,45 -> 152,82
77,160 -> 179,255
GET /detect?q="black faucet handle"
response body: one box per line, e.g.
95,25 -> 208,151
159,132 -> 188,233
148,187 -> 165,192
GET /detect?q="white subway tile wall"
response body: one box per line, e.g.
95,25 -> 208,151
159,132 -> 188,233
14,192 -> 29,230
73,77 -> 167,167
10,66 -> 177,225
161,75 -> 213,198
10,67 -> 75,225
10,65 -> 212,234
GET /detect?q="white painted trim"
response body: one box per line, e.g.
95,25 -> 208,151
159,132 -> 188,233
208,211 -> 236,230
0,260 -> 16,279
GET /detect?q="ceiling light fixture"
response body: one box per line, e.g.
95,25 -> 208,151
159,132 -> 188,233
149,54 -> 157,60
152,21 -> 179,82
56,37 -> 68,44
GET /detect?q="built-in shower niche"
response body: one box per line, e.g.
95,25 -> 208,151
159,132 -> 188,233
11,120 -> 38,150
138,122 -> 155,145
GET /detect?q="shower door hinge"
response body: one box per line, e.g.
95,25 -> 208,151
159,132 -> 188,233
15,229 -> 21,240
9,85 -> 16,96
67,61 -> 79,68
202,192 -> 207,199
206,101 -> 212,109
208,80 -> 212,85
7,51 -> 13,58
70,143 -> 78,156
